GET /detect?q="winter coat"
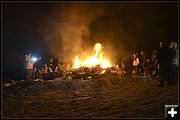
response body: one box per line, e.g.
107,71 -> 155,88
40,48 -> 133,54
26,61 -> 35,69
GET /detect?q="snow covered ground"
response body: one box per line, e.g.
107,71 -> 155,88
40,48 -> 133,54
2,75 -> 178,118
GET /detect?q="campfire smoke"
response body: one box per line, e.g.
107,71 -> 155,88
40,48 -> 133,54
42,3 -> 108,63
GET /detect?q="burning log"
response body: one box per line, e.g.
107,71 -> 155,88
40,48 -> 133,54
70,64 -> 104,80
71,72 -> 91,80
69,64 -> 123,80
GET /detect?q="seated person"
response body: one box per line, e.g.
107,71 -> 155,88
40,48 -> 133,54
40,64 -> 50,80
55,63 -> 65,77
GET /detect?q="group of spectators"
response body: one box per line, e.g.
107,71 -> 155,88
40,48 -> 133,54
119,41 -> 178,87
24,54 -> 71,81
120,50 -> 159,77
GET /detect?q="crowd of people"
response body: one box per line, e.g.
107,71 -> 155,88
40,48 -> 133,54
119,41 -> 178,87
24,54 -> 71,81
24,41 -> 178,87
120,50 -> 159,77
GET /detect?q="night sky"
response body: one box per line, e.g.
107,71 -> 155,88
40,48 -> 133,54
2,2 -> 178,81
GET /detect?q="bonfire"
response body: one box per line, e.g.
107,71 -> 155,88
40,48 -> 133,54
69,43 -> 123,80
73,43 -> 112,69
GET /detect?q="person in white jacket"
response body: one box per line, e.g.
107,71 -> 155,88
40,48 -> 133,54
25,53 -> 37,81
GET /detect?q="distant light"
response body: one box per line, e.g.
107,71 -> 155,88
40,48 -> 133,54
32,57 -> 38,62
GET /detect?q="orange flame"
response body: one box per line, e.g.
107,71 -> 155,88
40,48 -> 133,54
73,43 -> 112,69
74,56 -> 80,69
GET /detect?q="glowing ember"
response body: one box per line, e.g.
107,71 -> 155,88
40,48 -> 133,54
73,43 -> 112,69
